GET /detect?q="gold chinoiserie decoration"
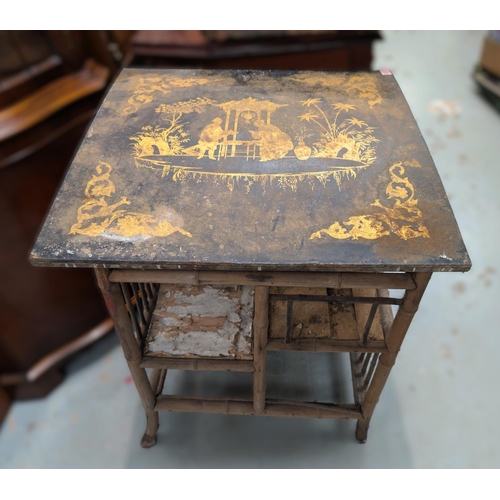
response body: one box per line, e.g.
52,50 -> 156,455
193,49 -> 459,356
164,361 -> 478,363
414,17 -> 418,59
130,93 -> 379,192
123,77 -> 218,115
310,162 -> 430,241
298,99 -> 377,164
69,162 -> 192,238
288,73 -> 382,108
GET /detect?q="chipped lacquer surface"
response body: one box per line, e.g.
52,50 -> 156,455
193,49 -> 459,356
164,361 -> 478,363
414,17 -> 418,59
146,285 -> 254,359
31,69 -> 470,272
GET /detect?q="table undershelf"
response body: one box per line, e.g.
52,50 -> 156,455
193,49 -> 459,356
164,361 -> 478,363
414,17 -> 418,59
141,284 -> 393,367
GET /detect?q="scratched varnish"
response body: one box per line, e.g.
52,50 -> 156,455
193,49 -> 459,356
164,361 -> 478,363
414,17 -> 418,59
31,69 -> 470,273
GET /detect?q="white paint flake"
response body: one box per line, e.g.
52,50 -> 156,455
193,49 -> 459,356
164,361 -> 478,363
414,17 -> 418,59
147,285 -> 254,359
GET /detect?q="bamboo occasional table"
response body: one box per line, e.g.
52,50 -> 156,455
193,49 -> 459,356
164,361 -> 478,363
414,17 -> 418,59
31,69 -> 471,447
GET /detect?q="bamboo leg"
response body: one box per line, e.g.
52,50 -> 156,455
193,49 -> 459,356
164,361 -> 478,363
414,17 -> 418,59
253,286 -> 269,413
356,419 -> 370,443
95,269 -> 159,448
356,272 -> 432,444
141,410 -> 159,448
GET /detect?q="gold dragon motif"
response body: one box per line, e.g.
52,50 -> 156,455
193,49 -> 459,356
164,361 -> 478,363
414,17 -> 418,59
310,162 -> 429,241
69,162 -> 192,238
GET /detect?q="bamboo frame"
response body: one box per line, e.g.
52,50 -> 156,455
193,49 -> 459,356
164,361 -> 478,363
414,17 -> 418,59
95,269 -> 159,449
95,268 -> 432,447
141,357 -> 254,372
119,281 -> 160,342
267,338 -> 387,353
109,270 -> 416,290
270,294 -> 402,305
349,352 -> 380,405
355,272 -> 432,443
253,286 -> 269,413
149,368 -> 167,397
155,395 -> 362,420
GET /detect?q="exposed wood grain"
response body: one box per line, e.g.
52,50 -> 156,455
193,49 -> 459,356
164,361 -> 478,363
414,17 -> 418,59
328,288 -> 358,340
269,287 -> 330,339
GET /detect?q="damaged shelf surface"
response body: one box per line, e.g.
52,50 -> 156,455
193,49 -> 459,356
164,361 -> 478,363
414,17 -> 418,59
144,284 -> 391,361
145,284 -> 254,360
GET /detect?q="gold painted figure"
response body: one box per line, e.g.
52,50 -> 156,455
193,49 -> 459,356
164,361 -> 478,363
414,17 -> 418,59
194,118 -> 234,160
250,120 -> 294,161
130,93 -> 379,190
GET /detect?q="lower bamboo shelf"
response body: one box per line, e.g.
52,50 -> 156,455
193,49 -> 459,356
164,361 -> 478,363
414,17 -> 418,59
97,269 -> 430,447
144,350 -> 382,419
147,348 -> 365,420
154,395 -> 363,420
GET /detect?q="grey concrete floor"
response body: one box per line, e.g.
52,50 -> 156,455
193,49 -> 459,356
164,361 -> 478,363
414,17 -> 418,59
1,31 -> 499,468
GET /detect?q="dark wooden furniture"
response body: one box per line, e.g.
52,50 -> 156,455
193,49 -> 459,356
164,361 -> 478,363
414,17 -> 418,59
475,34 -> 500,113
0,31 -> 126,418
128,30 -> 380,71
31,69 -> 471,447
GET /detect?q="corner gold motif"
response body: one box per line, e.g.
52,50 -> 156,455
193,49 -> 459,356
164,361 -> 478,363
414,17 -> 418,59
123,77 -> 217,115
310,162 -> 429,241
69,163 -> 192,239
289,74 -> 382,108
